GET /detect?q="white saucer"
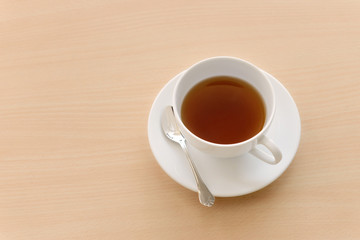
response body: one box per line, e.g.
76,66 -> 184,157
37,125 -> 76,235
148,71 -> 301,197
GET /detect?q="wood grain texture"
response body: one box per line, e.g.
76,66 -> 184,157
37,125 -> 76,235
1,0 -> 359,239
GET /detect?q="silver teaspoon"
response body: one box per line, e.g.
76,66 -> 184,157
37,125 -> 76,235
161,106 -> 215,207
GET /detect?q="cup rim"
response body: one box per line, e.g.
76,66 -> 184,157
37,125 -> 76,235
172,56 -> 276,148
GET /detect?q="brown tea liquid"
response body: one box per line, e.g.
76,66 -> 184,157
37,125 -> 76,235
181,76 -> 265,144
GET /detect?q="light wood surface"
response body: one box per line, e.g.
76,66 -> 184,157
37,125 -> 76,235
1,1 -> 359,239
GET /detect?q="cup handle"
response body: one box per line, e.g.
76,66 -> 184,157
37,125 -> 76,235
249,136 -> 282,165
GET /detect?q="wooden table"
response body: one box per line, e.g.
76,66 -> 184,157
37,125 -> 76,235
1,1 -> 359,239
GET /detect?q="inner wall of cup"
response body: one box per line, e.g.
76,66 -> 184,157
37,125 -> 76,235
174,57 -> 275,128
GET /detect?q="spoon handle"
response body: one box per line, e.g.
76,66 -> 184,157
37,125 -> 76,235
178,140 -> 215,207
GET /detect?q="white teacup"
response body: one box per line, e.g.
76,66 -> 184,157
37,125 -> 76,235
172,56 -> 282,164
